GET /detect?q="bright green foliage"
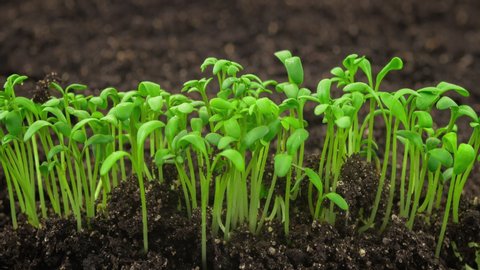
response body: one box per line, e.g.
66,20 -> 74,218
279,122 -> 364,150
1,51 -> 479,269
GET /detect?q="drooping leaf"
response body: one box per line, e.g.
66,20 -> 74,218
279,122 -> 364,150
414,111 -> 433,129
47,145 -> 69,160
23,120 -> 52,141
396,130 -> 423,149
324,193 -> 349,211
218,136 -> 237,150
286,128 -> 309,155
375,57 -> 403,88
100,151 -> 131,176
428,148 -> 453,171
274,50 -> 293,64
242,126 -> 269,150
137,120 -> 165,152
442,132 -> 457,153
219,149 -> 244,171
138,81 -> 161,97
179,133 -> 207,155
112,102 -> 135,121
436,96 -> 458,110
304,168 -> 323,193
335,116 -> 351,129
437,82 -> 469,97
84,134 -> 114,149
380,92 -> 407,125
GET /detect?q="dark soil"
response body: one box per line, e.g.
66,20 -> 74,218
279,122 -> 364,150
1,0 -> 480,269
1,156 -> 479,269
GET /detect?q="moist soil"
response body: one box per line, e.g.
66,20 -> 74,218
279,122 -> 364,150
1,155 -> 479,269
1,0 -> 480,269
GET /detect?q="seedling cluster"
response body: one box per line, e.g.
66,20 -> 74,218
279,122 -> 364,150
1,51 -> 479,268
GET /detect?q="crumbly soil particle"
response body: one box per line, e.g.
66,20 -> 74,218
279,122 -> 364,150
1,156 -> 477,269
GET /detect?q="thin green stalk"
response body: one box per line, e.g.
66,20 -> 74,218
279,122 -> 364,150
435,174 -> 457,257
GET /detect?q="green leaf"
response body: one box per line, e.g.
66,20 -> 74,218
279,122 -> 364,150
100,151 -> 131,176
242,126 -> 269,150
457,105 -> 477,121
14,97 -> 38,115
39,161 -> 57,176
138,81 -> 161,97
324,193 -> 349,211
380,92 -> 407,125
113,102 -> 135,121
274,153 -> 293,177
414,111 -> 433,128
396,130 -> 423,149
205,133 -> 222,146
54,121 -> 71,137
316,79 -> 331,104
441,168 -> 453,184
43,106 -> 67,123
147,96 -> 164,112
375,57 -> 403,88
176,102 -> 194,114
314,104 -> 329,116
219,149 -> 244,171
84,134 -> 114,148
190,118 -> 204,133
70,118 -> 100,135
436,96 -> 458,110
218,136 -> 237,150
426,137 -> 441,150
5,111 -> 22,137
284,56 -> 304,85
453,143 -> 475,174
66,83 -> 87,93
43,98 -> 61,107
274,50 -> 292,64
224,118 -> 241,139
137,120 -> 165,152
286,128 -> 309,155
23,120 -> 52,141
442,132 -> 457,153
304,168 -> 323,193
213,60 -> 228,75
359,58 -> 373,86
264,119 -> 281,142
154,149 -> 174,166
179,133 -> 207,155
393,88 -> 419,100
428,148 -> 453,171
165,116 -> 179,143
210,98 -> 233,112
256,98 -> 279,116
335,116 -> 351,129
71,130 -> 86,143
47,145 -> 69,160
415,92 -> 438,110
437,82 -> 469,97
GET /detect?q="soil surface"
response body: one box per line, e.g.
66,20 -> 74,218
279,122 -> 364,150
3,156 -> 478,269
1,0 -> 480,269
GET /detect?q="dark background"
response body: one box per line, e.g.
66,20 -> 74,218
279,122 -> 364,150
1,0 -> 480,195
1,0 -> 480,94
